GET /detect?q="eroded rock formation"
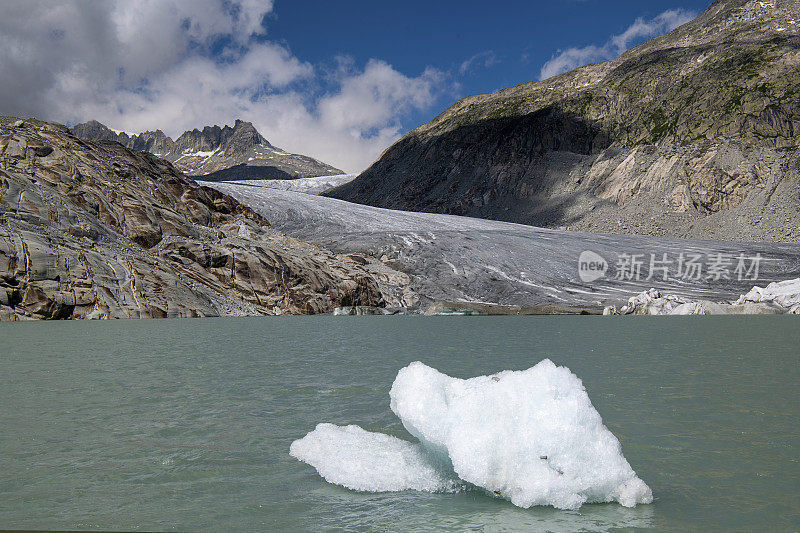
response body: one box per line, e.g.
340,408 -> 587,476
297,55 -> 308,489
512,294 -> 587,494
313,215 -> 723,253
0,117 -> 401,320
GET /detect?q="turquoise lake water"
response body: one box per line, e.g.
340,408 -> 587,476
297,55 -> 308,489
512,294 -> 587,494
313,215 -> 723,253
0,316 -> 798,532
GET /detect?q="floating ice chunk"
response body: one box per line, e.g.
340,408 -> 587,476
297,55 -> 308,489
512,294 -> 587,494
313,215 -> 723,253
290,360 -> 652,510
389,360 -> 652,510
289,423 -> 459,492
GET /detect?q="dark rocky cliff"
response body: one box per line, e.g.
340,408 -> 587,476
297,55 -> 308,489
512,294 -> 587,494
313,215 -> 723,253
329,0 -> 800,242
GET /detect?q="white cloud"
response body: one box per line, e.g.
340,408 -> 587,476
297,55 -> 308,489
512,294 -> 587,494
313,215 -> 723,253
55,52 -> 443,173
319,60 -> 443,133
0,0 -> 445,173
539,9 -> 696,80
459,51 -> 499,75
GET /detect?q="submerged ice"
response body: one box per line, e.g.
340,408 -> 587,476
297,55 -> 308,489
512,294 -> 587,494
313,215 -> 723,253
290,360 -> 653,510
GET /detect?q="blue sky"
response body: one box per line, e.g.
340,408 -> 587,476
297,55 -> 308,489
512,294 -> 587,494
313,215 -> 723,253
0,0 -> 710,172
264,0 -> 709,132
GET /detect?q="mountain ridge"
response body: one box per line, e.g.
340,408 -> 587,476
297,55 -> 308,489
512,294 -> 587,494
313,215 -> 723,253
328,0 -> 800,243
71,119 -> 343,179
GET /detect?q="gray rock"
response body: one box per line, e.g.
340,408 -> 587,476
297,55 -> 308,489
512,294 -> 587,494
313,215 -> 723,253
0,118 -> 404,320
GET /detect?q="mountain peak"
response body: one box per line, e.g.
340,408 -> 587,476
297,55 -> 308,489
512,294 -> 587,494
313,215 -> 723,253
70,118 -> 342,178
228,119 -> 272,152
70,119 -> 118,143
169,119 -> 272,156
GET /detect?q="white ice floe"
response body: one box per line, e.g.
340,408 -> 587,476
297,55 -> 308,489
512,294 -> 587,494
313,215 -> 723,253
390,361 -> 652,509
290,360 -> 653,510
289,423 -> 459,492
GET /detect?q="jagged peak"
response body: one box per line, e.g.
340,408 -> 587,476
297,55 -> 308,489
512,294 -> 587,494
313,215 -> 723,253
73,118 -> 271,147
168,119 -> 271,153
138,129 -> 168,137
71,119 -> 111,132
69,117 -> 341,176
228,119 -> 272,149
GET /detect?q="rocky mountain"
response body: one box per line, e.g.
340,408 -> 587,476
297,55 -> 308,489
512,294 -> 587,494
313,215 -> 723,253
0,116 -> 405,320
70,119 -> 343,180
329,0 -> 800,243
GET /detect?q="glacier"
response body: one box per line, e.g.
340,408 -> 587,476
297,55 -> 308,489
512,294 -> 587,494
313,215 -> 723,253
201,180 -> 800,311
290,360 -> 653,510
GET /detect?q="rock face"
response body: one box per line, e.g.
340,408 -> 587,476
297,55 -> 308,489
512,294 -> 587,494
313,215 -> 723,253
0,117 -> 401,321
70,119 -> 343,180
329,0 -> 800,243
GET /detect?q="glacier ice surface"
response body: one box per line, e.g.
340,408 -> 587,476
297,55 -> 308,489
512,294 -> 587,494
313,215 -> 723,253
290,360 -> 652,510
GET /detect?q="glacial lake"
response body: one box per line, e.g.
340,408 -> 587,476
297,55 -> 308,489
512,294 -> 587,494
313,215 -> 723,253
1,316 -> 798,532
